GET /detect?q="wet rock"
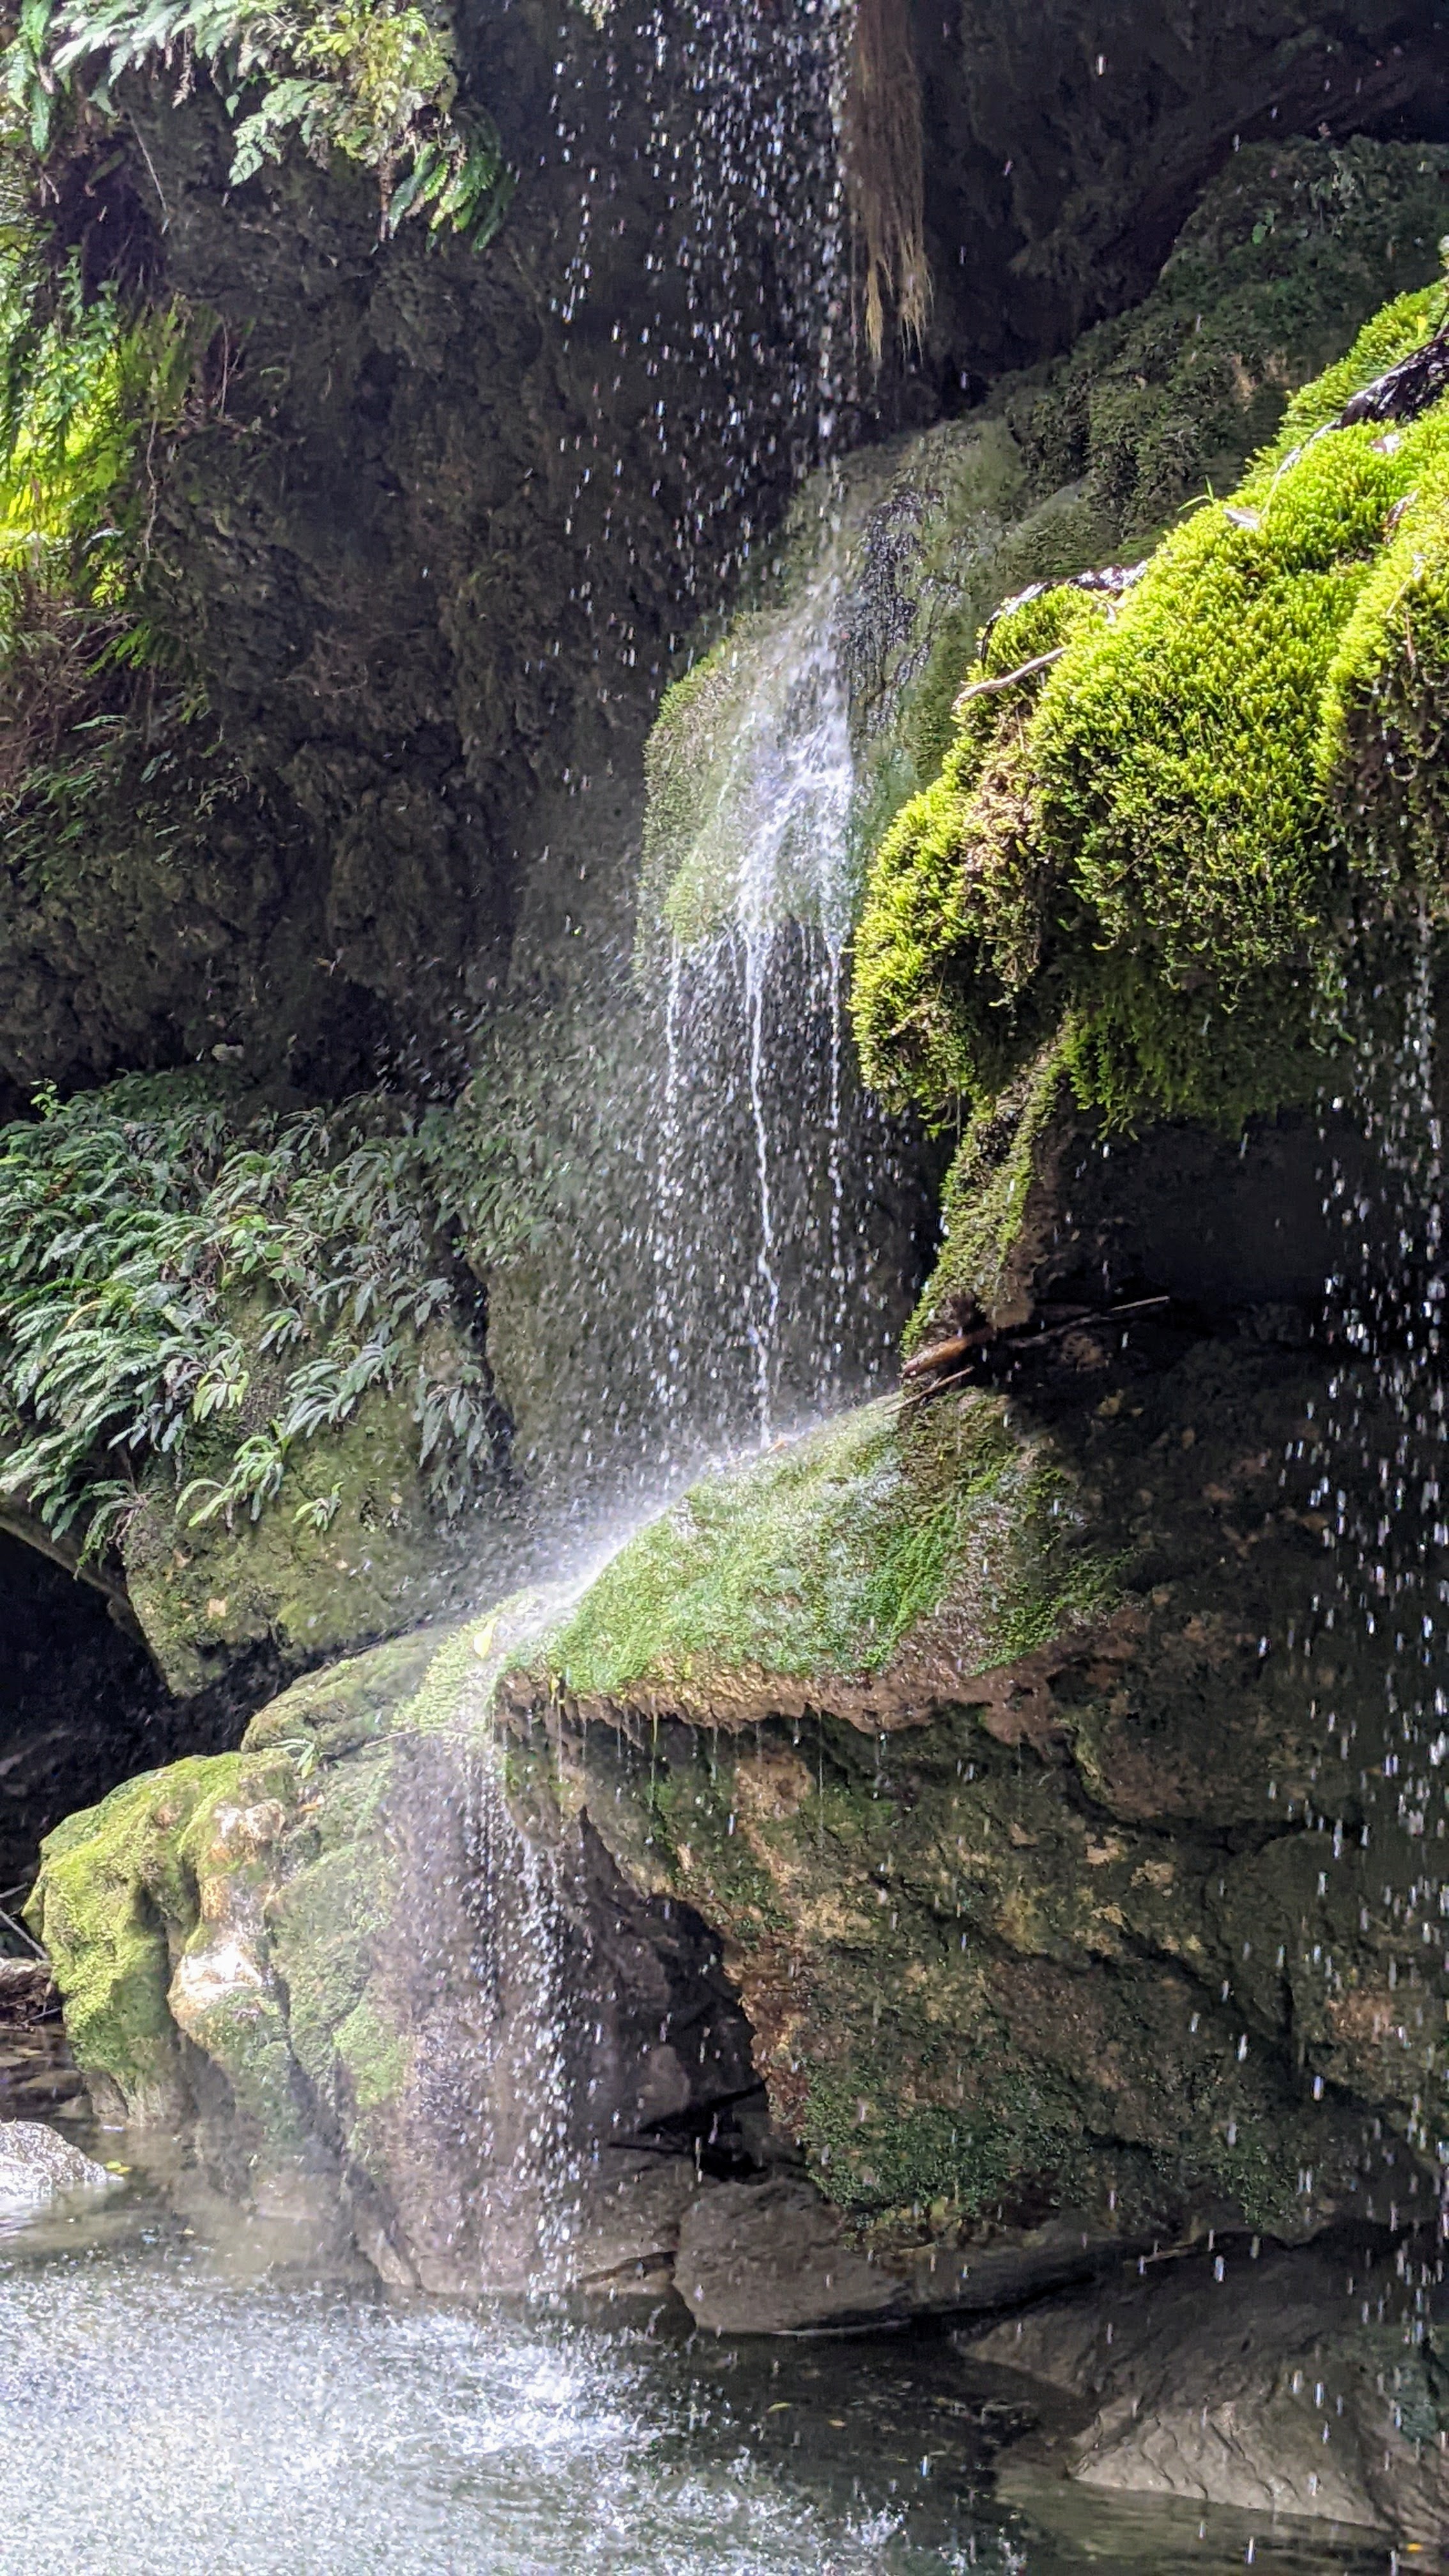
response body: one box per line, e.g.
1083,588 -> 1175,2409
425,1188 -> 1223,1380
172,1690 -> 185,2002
0,2120 -> 114,2207
673,2180 -> 1143,2336
27,1611 -> 765,2296
32,1321 -> 1449,2319
0,1962 -> 56,2027
675,2177 -> 910,2334
970,2241 -> 1449,2545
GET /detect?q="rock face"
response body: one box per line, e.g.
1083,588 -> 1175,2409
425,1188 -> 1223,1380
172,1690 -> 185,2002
13,28 -> 1449,2553
0,2120 -> 114,2207
27,1613 -> 770,2291
974,2243 -> 1449,2545
27,1299 -> 1449,2352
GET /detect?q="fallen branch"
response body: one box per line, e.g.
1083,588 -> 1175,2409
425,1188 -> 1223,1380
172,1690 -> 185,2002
898,1296 -> 1172,1409
1335,325 -> 1449,431
954,647 -> 1066,707
901,1326 -> 995,1379
0,1901 -> 45,1961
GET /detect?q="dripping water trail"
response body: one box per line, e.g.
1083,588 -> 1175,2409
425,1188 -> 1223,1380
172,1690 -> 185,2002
742,925 -> 781,1445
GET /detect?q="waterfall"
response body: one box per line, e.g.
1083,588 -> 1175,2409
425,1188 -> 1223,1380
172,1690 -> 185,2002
632,461 -> 921,1468
1292,908 -> 1449,2235
463,1736 -> 581,2294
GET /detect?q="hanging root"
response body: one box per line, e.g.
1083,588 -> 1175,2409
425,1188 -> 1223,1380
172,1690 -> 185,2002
840,0 -> 931,367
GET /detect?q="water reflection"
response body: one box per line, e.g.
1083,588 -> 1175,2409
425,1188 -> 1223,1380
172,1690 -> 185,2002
0,2054 -> 1427,2576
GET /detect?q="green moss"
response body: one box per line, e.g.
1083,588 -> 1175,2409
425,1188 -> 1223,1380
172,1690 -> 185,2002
1016,139 -> 1449,544
802,2054 -> 1072,2218
645,141 -> 1449,957
851,584 -> 1105,1123
334,1990 -> 410,2115
26,1754 -> 238,2107
1197,2119 -> 1303,2234
539,1392 -> 1115,1709
854,268 -> 1449,1162
905,1036 -> 1070,1347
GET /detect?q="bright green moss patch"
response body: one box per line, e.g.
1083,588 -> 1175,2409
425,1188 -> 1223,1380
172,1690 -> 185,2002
643,141 -> 1449,959
540,1392 -> 1116,1708
851,586 -> 1104,1122
27,1753 -> 240,2107
854,269 -> 1449,1153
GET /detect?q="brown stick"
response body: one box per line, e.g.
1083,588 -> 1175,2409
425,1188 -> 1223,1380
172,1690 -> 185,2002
898,1296 -> 1173,1407
900,1326 -> 995,1379
954,647 -> 1066,709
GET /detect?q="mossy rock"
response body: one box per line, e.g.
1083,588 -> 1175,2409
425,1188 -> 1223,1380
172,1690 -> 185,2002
29,1344 -> 1449,2300
503,1338 -> 1446,2242
26,1602 -> 543,2195
121,1367 -> 473,1693
525,1390 -> 1118,1731
850,263 -> 1449,1356
643,139 -> 1449,962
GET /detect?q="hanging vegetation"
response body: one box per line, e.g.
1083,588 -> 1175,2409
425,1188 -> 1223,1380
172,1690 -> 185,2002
0,1073 -> 507,1556
4,0 -> 510,245
853,268 -> 1449,1140
839,0 -> 929,364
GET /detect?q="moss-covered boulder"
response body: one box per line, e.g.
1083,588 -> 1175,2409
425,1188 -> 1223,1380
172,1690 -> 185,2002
29,1313 -> 1449,2331
494,1335 -> 1449,2319
28,1602 -> 770,2292
646,140 -> 1449,971
117,1370 -> 475,1692
848,262 -> 1449,1340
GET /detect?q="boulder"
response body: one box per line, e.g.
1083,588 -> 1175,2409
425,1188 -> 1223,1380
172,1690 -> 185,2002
0,2120 -> 114,2207
972,2241 -> 1449,2547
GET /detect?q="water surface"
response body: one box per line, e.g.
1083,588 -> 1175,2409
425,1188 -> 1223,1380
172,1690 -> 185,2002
0,2034 -> 1421,2575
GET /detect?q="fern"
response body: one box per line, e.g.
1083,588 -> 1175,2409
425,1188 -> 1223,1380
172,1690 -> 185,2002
0,1073 -> 509,1552
31,0 -> 513,245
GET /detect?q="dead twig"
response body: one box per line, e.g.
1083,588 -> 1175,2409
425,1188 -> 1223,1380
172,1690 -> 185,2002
898,1296 -> 1172,1410
954,647 -> 1066,708
0,1901 -> 45,1960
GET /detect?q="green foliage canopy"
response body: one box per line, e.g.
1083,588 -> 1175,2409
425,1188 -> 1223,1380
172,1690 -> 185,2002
0,1074 -> 503,1552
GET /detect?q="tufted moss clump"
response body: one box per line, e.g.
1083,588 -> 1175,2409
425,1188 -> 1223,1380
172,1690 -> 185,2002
850,583 -> 1105,1121
644,141 -> 1449,962
854,272 -> 1449,1153
1016,138 -> 1449,548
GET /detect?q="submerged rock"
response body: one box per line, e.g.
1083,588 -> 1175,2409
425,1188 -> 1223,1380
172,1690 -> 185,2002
0,2120 -> 114,2207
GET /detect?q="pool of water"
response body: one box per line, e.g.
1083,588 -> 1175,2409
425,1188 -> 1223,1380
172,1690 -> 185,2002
0,2029 -> 1424,2574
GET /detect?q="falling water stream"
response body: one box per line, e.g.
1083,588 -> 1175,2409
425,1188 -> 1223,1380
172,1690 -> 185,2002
6,8 -> 1449,2572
